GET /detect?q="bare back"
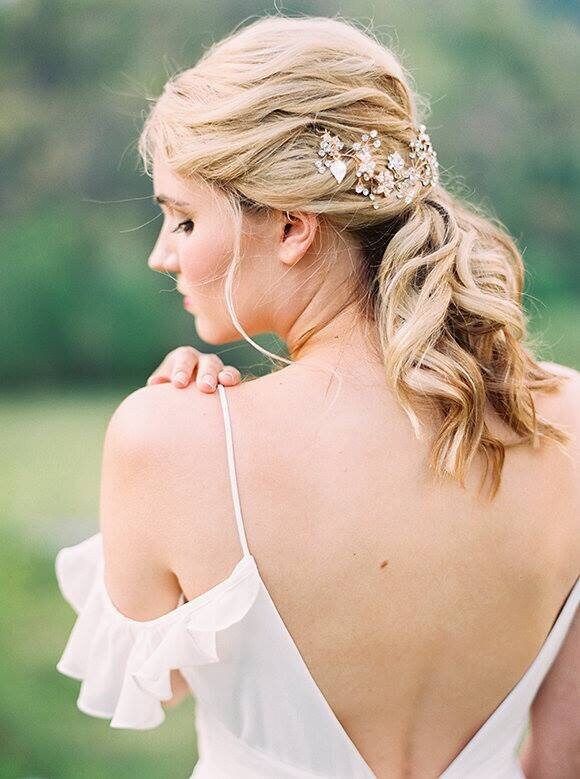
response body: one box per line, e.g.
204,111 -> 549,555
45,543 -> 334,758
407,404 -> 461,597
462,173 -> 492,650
168,360 -> 580,777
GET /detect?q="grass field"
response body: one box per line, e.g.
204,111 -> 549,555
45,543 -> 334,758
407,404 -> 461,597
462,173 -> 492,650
0,388 -> 199,778
1,303 -> 577,778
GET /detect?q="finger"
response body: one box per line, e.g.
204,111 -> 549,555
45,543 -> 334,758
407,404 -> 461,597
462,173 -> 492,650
218,366 -> 242,385
146,374 -> 170,385
146,348 -> 181,385
171,347 -> 201,387
196,354 -> 228,392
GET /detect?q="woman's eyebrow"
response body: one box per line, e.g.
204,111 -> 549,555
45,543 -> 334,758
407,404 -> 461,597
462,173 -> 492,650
154,194 -> 191,208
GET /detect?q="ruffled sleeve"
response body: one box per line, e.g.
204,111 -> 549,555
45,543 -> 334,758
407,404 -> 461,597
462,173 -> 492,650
55,532 -> 260,729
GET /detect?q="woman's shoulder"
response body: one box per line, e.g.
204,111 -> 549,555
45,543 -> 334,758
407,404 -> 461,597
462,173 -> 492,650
537,360 -> 578,378
527,361 -> 580,573
103,375 -> 266,456
99,374 -> 277,532
101,368 -> 312,483
533,360 -> 580,443
95,378 -> 266,625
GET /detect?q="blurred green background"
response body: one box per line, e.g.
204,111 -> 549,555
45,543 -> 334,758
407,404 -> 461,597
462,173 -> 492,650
1,0 -> 579,776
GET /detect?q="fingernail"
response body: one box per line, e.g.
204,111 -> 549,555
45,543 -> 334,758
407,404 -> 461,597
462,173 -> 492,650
201,374 -> 216,389
174,371 -> 187,385
221,371 -> 234,381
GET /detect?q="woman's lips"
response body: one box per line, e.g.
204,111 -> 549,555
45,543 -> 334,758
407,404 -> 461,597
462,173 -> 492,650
183,296 -> 193,309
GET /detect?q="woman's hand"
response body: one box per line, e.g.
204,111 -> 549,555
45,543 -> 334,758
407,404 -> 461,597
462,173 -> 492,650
146,346 -> 242,393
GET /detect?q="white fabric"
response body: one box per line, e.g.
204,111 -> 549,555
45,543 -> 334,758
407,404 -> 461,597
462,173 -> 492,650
55,383 -> 580,778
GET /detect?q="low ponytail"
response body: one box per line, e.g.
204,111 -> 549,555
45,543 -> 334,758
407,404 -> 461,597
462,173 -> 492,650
369,188 -> 570,498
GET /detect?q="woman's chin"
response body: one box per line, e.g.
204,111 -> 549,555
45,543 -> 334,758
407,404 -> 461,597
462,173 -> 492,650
194,316 -> 235,346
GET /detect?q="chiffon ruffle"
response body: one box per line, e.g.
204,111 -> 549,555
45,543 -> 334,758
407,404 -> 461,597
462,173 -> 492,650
55,532 -> 260,729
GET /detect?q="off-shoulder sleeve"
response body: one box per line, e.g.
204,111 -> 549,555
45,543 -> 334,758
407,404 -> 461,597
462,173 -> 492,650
54,532 -> 260,730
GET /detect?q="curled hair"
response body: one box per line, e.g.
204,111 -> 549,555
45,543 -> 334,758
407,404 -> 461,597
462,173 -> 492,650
138,14 -> 571,499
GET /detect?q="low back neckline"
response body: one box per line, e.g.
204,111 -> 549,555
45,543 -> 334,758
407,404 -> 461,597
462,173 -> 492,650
212,382 -> 580,778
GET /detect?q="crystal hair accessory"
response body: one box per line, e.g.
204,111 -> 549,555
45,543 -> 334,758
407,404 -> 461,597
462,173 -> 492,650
314,123 -> 439,207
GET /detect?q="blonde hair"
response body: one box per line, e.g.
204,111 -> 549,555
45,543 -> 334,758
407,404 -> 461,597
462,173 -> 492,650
138,14 -> 571,499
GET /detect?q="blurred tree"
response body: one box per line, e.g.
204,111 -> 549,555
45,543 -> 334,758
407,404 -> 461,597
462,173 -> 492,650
0,0 -> 578,389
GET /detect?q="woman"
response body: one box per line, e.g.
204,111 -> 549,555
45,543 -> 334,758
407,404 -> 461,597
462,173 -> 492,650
54,15 -> 579,779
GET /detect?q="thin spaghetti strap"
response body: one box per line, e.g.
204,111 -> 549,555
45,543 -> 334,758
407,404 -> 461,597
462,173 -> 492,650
216,383 -> 251,558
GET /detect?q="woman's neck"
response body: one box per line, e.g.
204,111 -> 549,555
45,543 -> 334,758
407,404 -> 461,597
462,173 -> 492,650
284,307 -> 386,388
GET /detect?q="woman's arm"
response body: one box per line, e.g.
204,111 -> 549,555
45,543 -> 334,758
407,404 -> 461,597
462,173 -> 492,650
162,669 -> 192,710
520,364 -> 580,777
97,383 -> 218,716
519,605 -> 580,778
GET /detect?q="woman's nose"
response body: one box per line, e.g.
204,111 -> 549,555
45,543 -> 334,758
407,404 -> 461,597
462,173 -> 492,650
148,251 -> 180,273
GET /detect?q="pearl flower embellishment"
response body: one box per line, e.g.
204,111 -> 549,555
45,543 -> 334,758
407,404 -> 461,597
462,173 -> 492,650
314,124 -> 439,207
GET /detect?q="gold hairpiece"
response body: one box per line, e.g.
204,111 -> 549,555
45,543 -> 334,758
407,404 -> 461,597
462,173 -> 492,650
314,123 -> 439,207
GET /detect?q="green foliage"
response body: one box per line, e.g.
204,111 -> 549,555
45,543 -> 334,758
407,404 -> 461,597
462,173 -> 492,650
0,0 -> 578,386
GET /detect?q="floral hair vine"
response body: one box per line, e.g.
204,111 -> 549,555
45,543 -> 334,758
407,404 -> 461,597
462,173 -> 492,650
314,123 -> 439,207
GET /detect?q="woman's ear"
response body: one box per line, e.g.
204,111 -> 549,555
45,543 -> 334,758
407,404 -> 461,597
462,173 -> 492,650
278,210 -> 318,267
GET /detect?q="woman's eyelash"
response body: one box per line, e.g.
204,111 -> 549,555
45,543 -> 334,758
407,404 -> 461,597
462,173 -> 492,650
171,219 -> 194,234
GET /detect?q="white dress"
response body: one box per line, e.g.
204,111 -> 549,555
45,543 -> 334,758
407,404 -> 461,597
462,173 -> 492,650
55,383 -> 580,778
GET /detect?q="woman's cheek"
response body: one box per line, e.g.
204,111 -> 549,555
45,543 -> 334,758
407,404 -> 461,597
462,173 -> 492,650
182,217 -> 233,282
181,243 -> 224,286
